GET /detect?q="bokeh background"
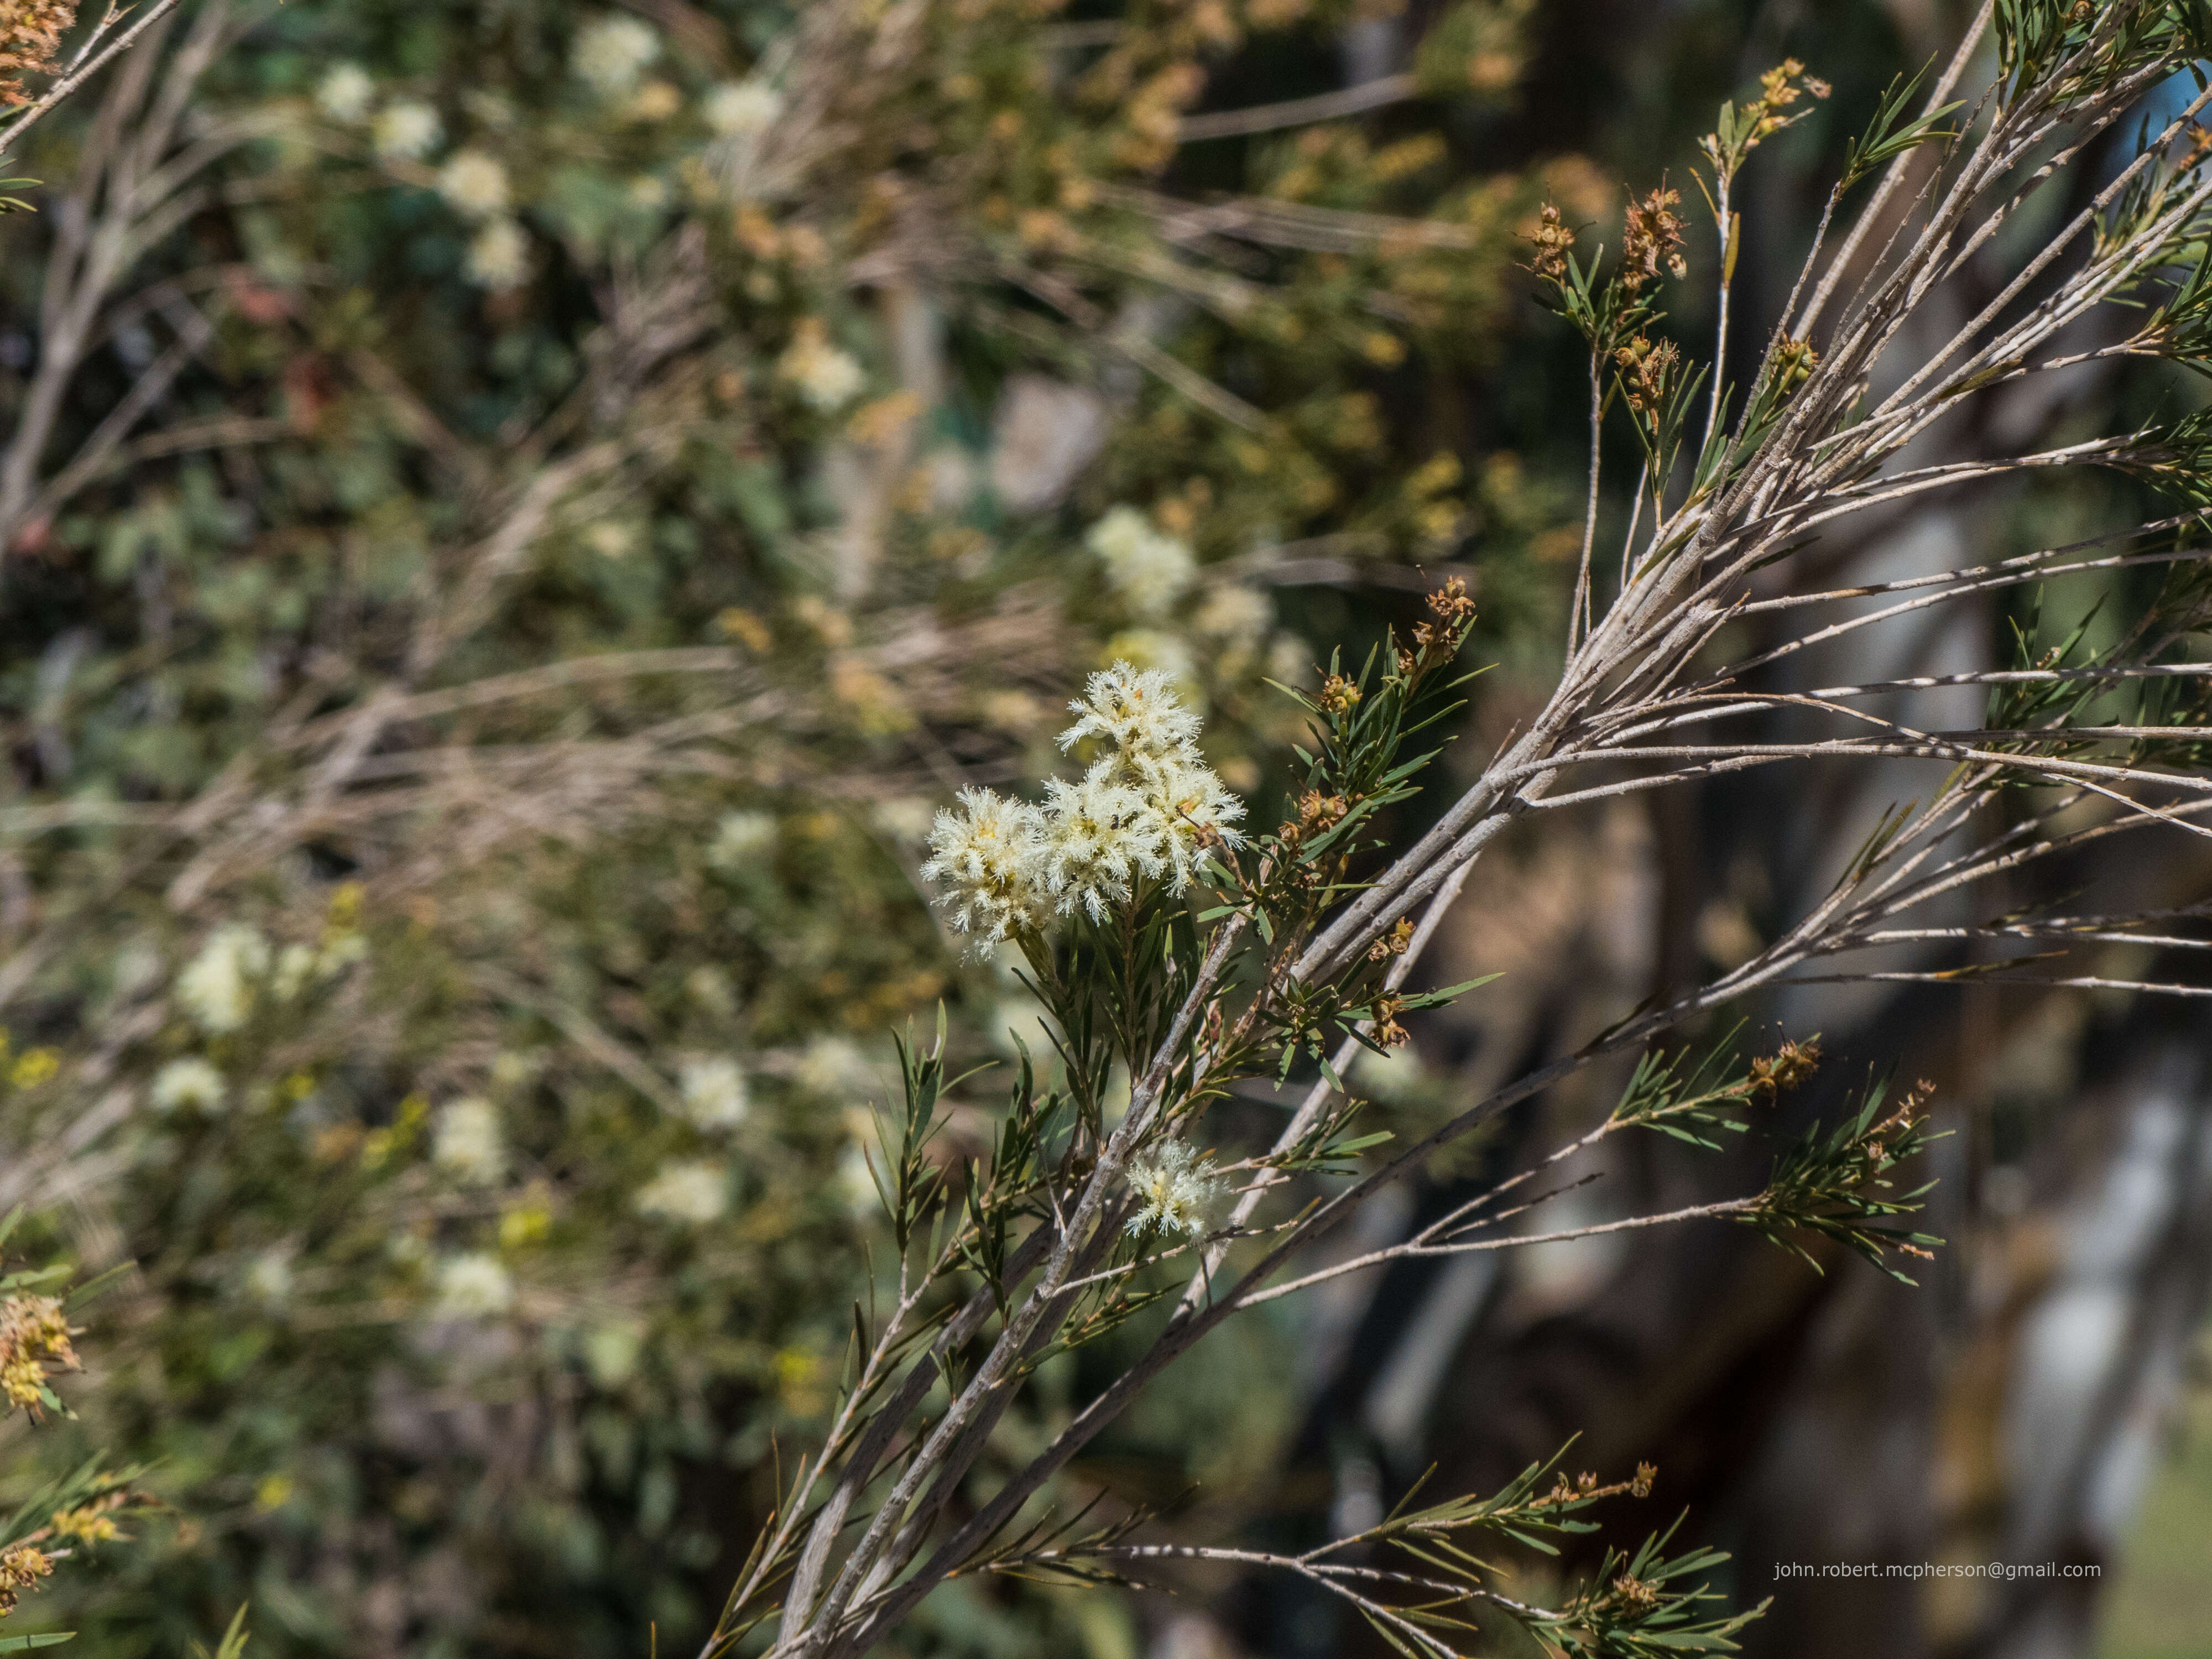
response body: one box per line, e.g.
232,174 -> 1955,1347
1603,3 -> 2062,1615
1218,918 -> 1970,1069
0,0 -> 2206,1656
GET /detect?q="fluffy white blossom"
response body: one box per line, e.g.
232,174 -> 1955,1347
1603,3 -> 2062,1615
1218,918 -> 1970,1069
707,808 -> 778,873
921,787 -> 1051,950
1087,505 -> 1194,615
679,1056 -> 749,1129
836,1141 -> 880,1215
1124,1141 -> 1226,1238
177,924 -> 270,1034
635,1159 -> 729,1224
1124,741 -> 1246,890
1192,583 -> 1272,645
270,942 -> 317,1003
1037,760 -> 1160,920
778,326 -> 865,411
150,1057 -> 225,1113
244,1253 -> 293,1306
572,16 -> 660,96
433,1253 -> 514,1318
372,100 -> 443,161
315,63 -> 375,124
437,149 -> 510,217
705,79 -> 781,137
1059,662 -> 1203,759
432,1097 -> 507,1185
465,218 -> 530,290
921,664 -> 1245,940
798,1035 -> 877,1100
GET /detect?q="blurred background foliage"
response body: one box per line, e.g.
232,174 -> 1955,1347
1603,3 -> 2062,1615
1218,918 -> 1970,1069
0,1 -> 2206,1657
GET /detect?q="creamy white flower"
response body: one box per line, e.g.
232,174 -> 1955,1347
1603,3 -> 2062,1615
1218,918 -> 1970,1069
836,1141 -> 879,1215
778,328 -> 864,411
1124,1141 -> 1225,1238
372,100 -> 443,161
679,1056 -> 749,1129
920,787 -> 1051,950
1125,743 -> 1246,891
270,942 -> 317,1003
704,79 -> 781,137
433,1253 -> 514,1318
1037,759 -> 1161,921
150,1056 -> 225,1113
437,149 -> 510,218
177,924 -> 270,1034
315,63 -> 375,124
797,1036 -> 876,1100
1192,583 -> 1272,645
871,797 -> 937,844
1058,661 -> 1202,759
464,218 -> 530,290
572,15 -> 660,97
1087,505 -> 1194,615
432,1096 -> 506,1185
707,808 -> 779,873
244,1253 -> 293,1305
583,1321 -> 642,1386
635,1159 -> 729,1224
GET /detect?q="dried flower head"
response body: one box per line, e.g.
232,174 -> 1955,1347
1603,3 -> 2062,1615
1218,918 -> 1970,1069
1620,185 -> 1687,293
1528,200 -> 1575,283
0,0 -> 75,108
0,1542 -> 51,1615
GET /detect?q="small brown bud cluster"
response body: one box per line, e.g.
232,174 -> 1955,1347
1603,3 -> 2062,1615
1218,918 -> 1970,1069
0,1293 -> 77,1414
0,1543 -> 51,1615
1631,1460 -> 1657,1499
1276,789 -> 1347,848
1528,201 -> 1575,283
1371,993 -> 1409,1049
1614,334 -> 1681,422
1611,1573 -> 1661,1608
1397,576 -> 1476,676
1620,186 -> 1687,294
1747,1036 -> 1820,1098
1752,58 -> 1832,138
1367,917 -> 1415,962
1318,674 -> 1362,717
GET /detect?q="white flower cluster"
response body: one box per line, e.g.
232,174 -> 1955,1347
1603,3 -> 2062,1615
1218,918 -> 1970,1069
679,1056 -> 749,1129
465,219 -> 531,291
635,1159 -> 729,1224
151,1056 -> 225,1113
174,920 -> 368,1035
1123,1141 -> 1226,1238
921,663 -> 1244,950
1087,505 -> 1195,615
778,324 -> 864,411
372,100 -> 444,161
432,1097 -> 507,1185
437,149 -> 510,217
704,79 -> 781,138
572,15 -> 660,97
176,924 -> 270,1034
434,1252 -> 514,1318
